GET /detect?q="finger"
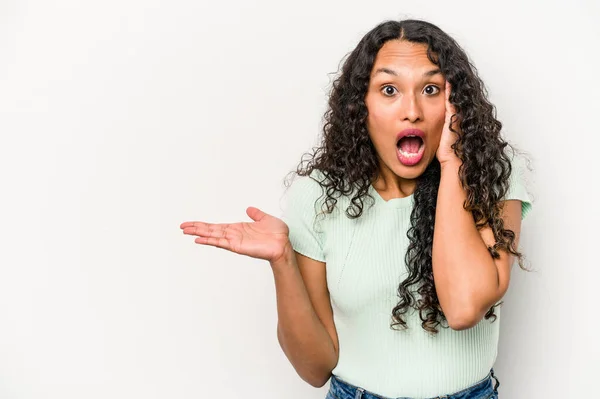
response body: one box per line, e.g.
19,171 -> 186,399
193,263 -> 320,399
246,206 -> 268,222
445,81 -> 460,131
182,222 -> 228,238
186,223 -> 235,250
194,235 -> 233,251
180,221 -> 201,229
181,221 -> 207,235
445,81 -> 454,116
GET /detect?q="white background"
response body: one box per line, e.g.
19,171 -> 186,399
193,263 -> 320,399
1,1 -> 598,398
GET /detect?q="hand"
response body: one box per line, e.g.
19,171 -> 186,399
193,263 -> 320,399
436,81 -> 462,166
180,207 -> 291,264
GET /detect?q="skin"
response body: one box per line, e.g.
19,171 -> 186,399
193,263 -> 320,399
181,40 -> 461,263
180,38 -> 524,331
365,39 -> 523,329
365,39 -> 450,199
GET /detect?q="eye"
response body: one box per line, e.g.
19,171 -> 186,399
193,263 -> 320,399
423,84 -> 440,96
381,85 -> 397,97
380,84 -> 440,97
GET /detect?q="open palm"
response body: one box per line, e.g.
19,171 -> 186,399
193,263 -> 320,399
180,206 -> 290,263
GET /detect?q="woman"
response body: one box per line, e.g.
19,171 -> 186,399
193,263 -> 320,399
181,19 -> 532,399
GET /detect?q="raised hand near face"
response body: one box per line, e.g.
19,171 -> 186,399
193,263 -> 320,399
436,81 -> 462,166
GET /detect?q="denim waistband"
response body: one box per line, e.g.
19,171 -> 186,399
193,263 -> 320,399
329,368 -> 500,399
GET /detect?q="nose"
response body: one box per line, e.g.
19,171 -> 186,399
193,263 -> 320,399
399,92 -> 423,122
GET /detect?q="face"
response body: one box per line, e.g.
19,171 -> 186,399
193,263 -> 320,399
365,39 -> 446,183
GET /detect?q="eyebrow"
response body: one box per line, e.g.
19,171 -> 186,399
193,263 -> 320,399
373,68 -> 443,78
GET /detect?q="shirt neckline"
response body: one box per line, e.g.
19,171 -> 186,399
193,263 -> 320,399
369,184 -> 414,209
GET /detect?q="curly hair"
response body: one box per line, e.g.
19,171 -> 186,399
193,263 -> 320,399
285,19 -> 531,334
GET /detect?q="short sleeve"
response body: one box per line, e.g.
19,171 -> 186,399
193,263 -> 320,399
279,171 -> 327,262
503,150 -> 533,220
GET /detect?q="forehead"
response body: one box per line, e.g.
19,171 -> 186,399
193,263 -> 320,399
371,40 -> 436,73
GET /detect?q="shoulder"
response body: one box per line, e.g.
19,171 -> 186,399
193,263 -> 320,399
288,169 -> 328,193
284,169 -> 328,207
282,169 -> 364,220
280,169 -> 331,220
504,146 -> 535,220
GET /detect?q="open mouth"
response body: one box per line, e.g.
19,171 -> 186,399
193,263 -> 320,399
396,136 -> 424,157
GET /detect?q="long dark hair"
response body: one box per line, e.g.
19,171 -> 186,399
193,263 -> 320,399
285,19 -> 531,334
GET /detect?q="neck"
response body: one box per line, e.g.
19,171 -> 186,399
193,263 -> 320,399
371,162 -> 416,199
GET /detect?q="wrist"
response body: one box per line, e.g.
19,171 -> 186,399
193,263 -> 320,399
270,240 -> 296,270
440,158 -> 462,172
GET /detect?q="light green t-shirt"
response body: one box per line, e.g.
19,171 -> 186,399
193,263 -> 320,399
279,153 -> 532,398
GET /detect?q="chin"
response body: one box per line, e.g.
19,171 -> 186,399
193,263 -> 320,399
399,166 -> 425,180
387,163 -> 424,181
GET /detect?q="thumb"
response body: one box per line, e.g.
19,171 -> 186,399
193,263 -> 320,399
246,206 -> 268,222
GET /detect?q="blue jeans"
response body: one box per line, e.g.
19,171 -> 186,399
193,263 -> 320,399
326,368 -> 500,399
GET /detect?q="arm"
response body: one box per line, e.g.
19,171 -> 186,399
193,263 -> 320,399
271,244 -> 339,387
432,160 -> 522,330
180,205 -> 338,387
